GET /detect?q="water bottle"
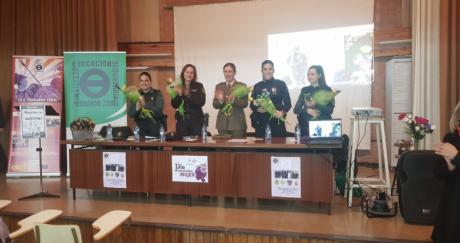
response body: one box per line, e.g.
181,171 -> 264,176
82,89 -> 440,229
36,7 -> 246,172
295,124 -> 301,143
159,124 -> 165,142
202,124 -> 208,141
107,124 -> 113,140
265,124 -> 272,141
134,126 -> 140,141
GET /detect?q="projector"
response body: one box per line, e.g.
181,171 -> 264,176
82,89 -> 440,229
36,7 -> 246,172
351,107 -> 382,117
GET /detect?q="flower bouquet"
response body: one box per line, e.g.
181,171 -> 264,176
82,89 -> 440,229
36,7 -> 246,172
220,85 -> 251,116
116,85 -> 154,120
70,117 -> 96,140
165,78 -> 185,119
304,89 -> 340,119
398,113 -> 435,149
253,91 -> 285,123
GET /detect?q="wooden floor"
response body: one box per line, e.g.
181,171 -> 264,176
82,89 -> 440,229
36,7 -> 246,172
0,170 -> 433,243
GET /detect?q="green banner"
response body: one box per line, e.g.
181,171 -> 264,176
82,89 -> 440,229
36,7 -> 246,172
64,52 -> 126,127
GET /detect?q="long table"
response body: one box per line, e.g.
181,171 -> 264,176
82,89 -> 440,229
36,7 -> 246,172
62,137 -> 341,212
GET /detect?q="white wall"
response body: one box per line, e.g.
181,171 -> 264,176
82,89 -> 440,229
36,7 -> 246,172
174,0 -> 374,144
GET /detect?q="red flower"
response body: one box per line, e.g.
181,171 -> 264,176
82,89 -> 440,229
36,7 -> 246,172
398,113 -> 406,120
415,116 -> 429,125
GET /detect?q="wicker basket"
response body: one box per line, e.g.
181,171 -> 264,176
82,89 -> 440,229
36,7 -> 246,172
71,129 -> 94,140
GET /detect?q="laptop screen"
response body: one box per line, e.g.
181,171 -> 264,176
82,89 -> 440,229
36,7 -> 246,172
308,120 -> 342,138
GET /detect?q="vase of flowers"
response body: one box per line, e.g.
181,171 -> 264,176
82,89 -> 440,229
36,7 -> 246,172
398,113 -> 435,150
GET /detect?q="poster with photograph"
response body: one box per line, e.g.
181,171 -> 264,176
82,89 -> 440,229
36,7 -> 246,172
172,155 -> 208,183
103,152 -> 126,188
8,56 -> 63,176
271,156 -> 301,198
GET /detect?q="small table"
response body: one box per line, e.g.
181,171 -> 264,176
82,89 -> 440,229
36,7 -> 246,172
9,209 -> 63,239
92,210 -> 131,240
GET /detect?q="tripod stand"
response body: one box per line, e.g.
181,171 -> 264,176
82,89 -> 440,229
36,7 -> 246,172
19,137 -> 60,200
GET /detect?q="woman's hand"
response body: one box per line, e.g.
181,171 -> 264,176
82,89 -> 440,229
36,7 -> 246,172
274,110 -> 284,119
175,86 -> 183,96
434,142 -> 459,161
139,96 -> 145,107
214,89 -> 224,102
307,108 -> 319,118
305,99 -> 316,108
136,96 -> 145,111
226,94 -> 235,103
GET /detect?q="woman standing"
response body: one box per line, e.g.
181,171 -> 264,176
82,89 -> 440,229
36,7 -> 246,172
212,63 -> 248,138
293,65 -> 335,136
127,72 -> 164,137
172,64 -> 206,137
250,60 -> 291,138
432,102 -> 460,243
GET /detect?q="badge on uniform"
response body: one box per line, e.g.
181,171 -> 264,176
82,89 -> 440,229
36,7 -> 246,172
272,87 -> 277,95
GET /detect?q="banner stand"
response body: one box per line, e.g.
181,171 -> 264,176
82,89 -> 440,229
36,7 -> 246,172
18,137 -> 60,200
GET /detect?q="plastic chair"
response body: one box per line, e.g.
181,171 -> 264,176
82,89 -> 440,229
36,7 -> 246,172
9,209 -> 63,240
34,224 -> 82,243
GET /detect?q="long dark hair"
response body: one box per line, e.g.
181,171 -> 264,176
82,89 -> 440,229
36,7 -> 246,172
180,64 -> 197,84
309,65 -> 328,88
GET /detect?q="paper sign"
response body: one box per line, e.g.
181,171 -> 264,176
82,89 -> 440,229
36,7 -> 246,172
271,156 -> 301,198
20,106 -> 46,139
103,152 -> 126,188
172,155 -> 208,183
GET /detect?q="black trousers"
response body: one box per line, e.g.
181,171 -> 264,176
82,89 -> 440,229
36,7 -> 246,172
176,113 -> 203,137
253,118 -> 287,138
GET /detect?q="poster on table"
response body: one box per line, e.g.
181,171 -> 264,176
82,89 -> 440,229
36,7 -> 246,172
172,155 -> 208,183
271,156 -> 301,198
7,56 -> 63,177
102,152 -> 127,189
63,52 -> 127,175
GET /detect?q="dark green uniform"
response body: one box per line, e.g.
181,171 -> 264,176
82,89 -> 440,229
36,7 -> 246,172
212,81 -> 248,138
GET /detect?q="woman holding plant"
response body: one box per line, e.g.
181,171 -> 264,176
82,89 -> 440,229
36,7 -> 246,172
171,64 -> 206,137
294,65 -> 336,137
212,63 -> 248,138
127,72 -> 164,137
250,60 -> 291,138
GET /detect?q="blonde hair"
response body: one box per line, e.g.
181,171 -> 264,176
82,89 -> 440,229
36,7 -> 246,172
450,101 -> 460,132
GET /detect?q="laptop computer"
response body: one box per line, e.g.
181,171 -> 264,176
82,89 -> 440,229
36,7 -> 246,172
306,119 -> 343,145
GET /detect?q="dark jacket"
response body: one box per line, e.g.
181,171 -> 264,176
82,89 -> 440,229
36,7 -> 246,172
293,85 -> 335,136
432,132 -> 460,243
127,88 -> 164,136
171,81 -> 206,118
250,78 -> 291,124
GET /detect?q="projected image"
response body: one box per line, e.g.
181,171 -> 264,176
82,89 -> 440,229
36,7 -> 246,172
268,24 -> 373,89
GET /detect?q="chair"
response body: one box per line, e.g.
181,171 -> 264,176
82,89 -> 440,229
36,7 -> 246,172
31,210 -> 131,243
0,200 -> 11,211
92,210 -> 131,241
34,224 -> 82,243
9,209 -> 63,240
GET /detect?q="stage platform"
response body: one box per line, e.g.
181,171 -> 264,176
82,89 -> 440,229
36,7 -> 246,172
0,172 -> 432,243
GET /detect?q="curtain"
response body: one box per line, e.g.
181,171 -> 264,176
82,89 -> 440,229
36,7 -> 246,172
0,0 -> 117,172
440,0 -> 460,136
412,0 -> 441,148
